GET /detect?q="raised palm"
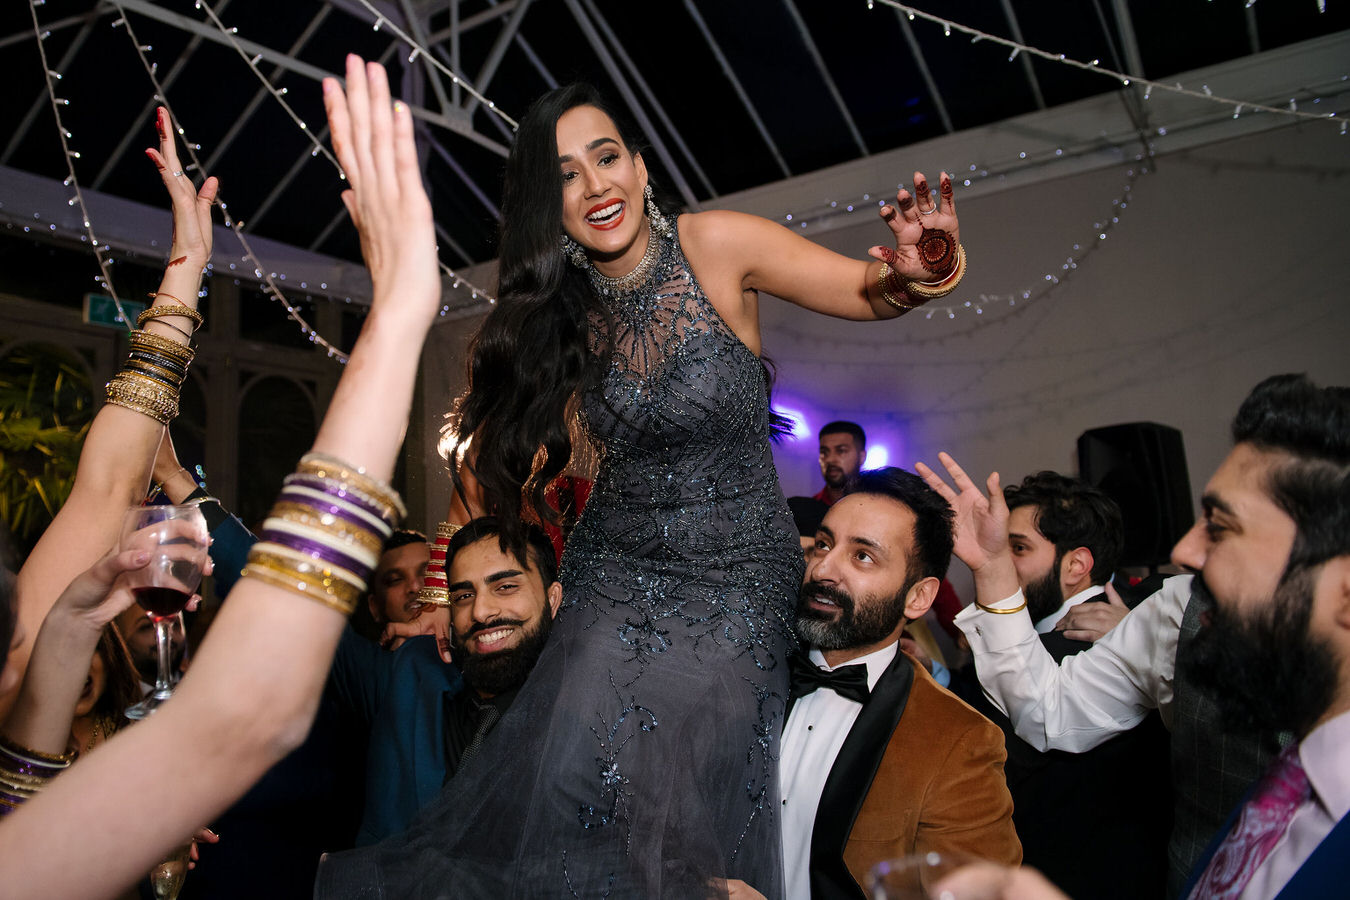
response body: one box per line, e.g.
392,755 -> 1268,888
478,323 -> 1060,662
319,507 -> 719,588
915,452 -> 1009,572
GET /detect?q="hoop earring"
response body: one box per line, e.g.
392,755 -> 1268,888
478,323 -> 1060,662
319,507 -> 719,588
645,184 -> 673,239
560,234 -> 590,269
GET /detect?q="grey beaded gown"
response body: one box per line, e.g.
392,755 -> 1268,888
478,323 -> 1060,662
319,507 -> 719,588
315,228 -> 803,898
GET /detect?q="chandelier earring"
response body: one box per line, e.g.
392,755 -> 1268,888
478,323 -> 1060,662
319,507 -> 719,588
560,233 -> 590,269
644,184 -> 673,239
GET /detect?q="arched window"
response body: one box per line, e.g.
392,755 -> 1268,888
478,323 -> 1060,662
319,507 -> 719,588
235,375 -> 316,531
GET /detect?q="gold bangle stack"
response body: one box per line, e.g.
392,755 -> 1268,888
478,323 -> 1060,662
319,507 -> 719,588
0,736 -> 75,816
903,243 -> 967,301
241,452 -> 404,617
877,243 -> 968,311
104,329 -> 196,425
297,453 -> 409,523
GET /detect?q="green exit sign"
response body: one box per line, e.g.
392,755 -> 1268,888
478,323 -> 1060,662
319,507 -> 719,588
83,293 -> 147,329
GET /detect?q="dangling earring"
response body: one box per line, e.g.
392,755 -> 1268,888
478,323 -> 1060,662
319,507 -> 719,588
645,184 -> 673,239
560,233 -> 590,269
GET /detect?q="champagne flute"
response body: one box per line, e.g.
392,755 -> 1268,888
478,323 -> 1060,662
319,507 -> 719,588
122,502 -> 209,720
149,842 -> 192,900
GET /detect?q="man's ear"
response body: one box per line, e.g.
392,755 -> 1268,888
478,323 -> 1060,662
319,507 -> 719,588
1061,546 -> 1095,585
1322,555 -> 1350,632
904,576 -> 940,621
546,581 -> 564,618
367,594 -> 382,626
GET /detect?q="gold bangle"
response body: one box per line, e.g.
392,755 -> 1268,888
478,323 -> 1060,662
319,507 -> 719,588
242,563 -> 362,617
124,358 -> 186,389
0,735 -> 74,767
415,585 -> 452,608
974,597 -> 1028,615
128,329 -> 195,364
436,521 -> 462,541
106,377 -> 178,425
901,244 -> 967,301
250,543 -> 368,590
267,502 -> 385,556
138,303 -> 204,331
243,547 -> 366,616
297,454 -> 407,523
876,262 -> 921,312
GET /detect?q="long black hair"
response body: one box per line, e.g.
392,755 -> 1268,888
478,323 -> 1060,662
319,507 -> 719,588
450,84 -> 642,552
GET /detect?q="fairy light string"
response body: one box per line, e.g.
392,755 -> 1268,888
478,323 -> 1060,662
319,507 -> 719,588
351,0 -> 518,131
112,3 -> 351,362
186,0 -> 499,316
874,1 -> 1343,132
769,164 -> 1147,347
28,0 -> 130,330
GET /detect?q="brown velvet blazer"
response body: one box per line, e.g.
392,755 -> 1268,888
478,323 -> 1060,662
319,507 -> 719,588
803,650 -> 1022,899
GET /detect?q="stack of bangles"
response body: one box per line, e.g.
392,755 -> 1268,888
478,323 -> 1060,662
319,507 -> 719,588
0,736 -> 75,816
416,521 -> 463,609
105,312 -> 199,425
876,242 -> 968,312
242,453 -> 407,616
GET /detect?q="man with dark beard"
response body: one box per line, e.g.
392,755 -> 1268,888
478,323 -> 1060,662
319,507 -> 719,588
950,471 -> 1172,900
779,467 -> 1020,900
328,516 -> 561,845
923,373 -> 1349,900
814,421 -> 866,506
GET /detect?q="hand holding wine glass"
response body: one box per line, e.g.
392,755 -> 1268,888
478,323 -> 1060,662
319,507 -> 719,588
121,503 -> 210,720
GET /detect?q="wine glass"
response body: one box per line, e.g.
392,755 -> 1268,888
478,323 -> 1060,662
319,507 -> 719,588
868,851 -> 981,900
122,502 -> 209,720
149,842 -> 192,900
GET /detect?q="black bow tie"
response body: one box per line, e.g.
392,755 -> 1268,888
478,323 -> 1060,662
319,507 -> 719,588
788,653 -> 870,704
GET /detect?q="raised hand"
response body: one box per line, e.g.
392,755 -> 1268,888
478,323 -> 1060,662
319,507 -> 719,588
868,170 -> 960,283
322,55 -> 440,327
144,106 -> 217,274
914,452 -> 1009,573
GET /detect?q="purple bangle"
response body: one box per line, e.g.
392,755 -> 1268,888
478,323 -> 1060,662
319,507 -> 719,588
276,487 -> 387,534
282,473 -> 392,525
259,528 -> 371,578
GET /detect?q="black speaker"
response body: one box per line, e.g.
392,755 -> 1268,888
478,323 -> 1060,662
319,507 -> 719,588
1077,422 -> 1194,569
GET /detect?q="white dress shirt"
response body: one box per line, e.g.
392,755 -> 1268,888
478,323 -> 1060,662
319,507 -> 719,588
955,574 -> 1191,753
779,641 -> 898,900
1033,583 -> 1105,633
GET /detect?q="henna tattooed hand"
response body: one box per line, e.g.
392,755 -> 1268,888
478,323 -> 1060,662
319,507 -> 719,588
867,170 -> 961,282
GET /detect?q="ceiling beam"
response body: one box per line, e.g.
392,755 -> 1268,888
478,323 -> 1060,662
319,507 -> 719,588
430,0 -> 516,40
203,4 -> 333,173
579,0 -> 716,197
893,8 -> 954,133
247,41 -> 399,231
998,0 -> 1046,109
0,6 -> 104,50
780,0 -> 868,156
462,0 -> 533,120
396,0 -> 453,115
115,0 -> 508,157
1244,4 -> 1261,54
2,13 -> 105,165
683,0 -> 789,179
561,0 -> 699,207
417,121 -> 501,220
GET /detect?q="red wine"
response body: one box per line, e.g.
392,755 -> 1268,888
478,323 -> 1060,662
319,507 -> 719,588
133,585 -> 191,620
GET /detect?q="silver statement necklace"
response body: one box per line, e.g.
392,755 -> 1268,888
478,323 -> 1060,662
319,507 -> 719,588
590,221 -> 660,294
